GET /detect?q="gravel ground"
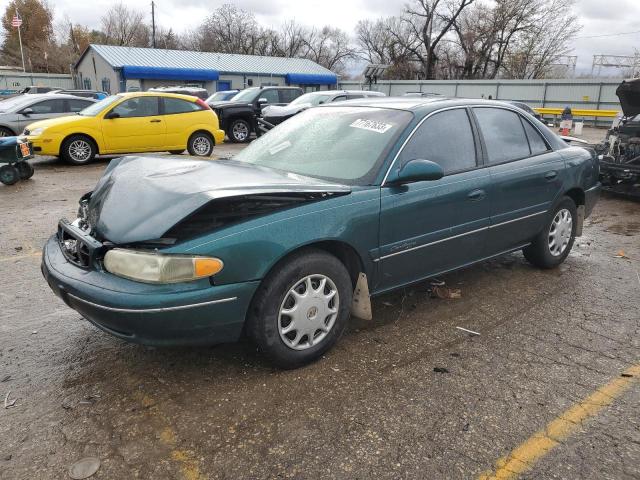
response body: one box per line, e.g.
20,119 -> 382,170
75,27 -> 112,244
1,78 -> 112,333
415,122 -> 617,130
1,131 -> 639,480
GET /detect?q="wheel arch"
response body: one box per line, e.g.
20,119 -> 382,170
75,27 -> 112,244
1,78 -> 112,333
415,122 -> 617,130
188,129 -> 216,144
0,125 -> 16,135
563,187 -> 585,207
60,132 -> 100,155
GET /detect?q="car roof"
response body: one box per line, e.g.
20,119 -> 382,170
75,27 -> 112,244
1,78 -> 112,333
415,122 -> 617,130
321,96 -> 528,112
303,90 -> 385,96
118,91 -> 199,101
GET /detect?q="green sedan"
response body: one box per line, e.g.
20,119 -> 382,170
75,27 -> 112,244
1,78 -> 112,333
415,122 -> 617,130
42,98 -> 600,368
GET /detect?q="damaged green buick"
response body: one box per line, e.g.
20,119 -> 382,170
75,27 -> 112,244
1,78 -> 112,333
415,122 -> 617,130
42,98 -> 600,368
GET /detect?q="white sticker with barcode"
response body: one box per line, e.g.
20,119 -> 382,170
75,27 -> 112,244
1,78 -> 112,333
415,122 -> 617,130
349,118 -> 393,134
269,140 -> 291,155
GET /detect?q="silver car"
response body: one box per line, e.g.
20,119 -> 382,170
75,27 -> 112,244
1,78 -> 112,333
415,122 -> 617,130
0,94 -> 96,136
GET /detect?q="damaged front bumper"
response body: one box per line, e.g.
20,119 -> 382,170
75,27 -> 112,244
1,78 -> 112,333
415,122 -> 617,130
41,233 -> 258,346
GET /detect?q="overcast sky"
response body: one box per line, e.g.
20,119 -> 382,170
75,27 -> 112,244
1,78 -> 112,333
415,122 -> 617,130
51,0 -> 640,76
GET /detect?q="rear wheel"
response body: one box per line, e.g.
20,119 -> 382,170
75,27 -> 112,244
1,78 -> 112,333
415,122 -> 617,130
15,161 -> 34,180
523,197 -> 577,269
228,119 -> 251,143
247,249 -> 352,369
61,135 -> 96,165
187,132 -> 214,157
0,165 -> 19,185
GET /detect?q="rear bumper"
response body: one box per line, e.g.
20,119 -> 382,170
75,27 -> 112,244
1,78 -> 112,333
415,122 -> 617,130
41,234 -> 258,346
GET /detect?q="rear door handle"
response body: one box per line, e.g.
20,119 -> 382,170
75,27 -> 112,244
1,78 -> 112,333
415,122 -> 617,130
467,189 -> 486,201
150,119 -> 161,123
545,171 -> 558,180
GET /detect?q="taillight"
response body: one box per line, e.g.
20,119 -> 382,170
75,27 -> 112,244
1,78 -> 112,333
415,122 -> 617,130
196,98 -> 210,110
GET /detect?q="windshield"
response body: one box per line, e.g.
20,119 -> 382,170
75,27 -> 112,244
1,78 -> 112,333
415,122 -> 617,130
207,91 -> 234,102
233,107 -> 412,185
78,95 -> 121,116
290,93 -> 333,106
230,88 -> 259,102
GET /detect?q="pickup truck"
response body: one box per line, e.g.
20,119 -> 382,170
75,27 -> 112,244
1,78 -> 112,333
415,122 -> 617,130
208,86 -> 303,142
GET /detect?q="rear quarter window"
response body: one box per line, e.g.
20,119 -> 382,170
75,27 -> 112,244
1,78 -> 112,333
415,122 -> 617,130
163,98 -> 201,114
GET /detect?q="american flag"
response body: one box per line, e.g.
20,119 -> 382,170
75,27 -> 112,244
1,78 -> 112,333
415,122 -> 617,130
11,14 -> 22,28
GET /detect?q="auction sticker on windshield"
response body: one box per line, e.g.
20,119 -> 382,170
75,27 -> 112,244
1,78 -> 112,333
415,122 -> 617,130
349,118 -> 393,134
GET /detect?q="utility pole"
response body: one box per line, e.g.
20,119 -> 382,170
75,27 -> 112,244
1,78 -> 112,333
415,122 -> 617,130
151,1 -> 156,48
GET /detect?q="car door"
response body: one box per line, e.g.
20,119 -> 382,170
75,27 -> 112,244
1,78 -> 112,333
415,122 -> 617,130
472,107 -> 565,254
17,98 -> 67,132
161,97 -> 204,148
377,108 -> 491,292
101,96 -> 166,152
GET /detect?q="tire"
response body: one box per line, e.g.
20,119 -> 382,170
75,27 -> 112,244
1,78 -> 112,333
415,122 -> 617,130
169,149 -> 184,155
247,249 -> 353,369
228,119 -> 251,143
61,135 -> 96,165
0,127 -> 15,137
523,196 -> 577,269
0,165 -> 20,185
187,132 -> 214,157
15,161 -> 34,180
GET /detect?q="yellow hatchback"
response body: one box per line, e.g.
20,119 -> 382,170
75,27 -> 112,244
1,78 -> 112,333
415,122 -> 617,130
22,92 -> 225,164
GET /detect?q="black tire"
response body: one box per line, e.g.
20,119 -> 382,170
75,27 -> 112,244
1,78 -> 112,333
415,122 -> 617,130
60,135 -> 96,165
169,149 -> 184,155
523,196 -> 577,269
247,249 -> 353,369
228,119 -> 251,143
0,165 -> 20,185
15,161 -> 34,180
187,132 -> 214,157
0,127 -> 15,137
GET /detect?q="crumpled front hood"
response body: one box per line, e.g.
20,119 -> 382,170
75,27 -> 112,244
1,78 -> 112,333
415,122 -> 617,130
87,156 -> 350,244
616,79 -> 640,117
262,104 -> 309,118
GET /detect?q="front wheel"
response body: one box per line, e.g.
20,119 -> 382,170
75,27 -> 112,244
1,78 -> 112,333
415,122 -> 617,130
61,135 -> 96,165
247,249 -> 353,369
0,165 -> 19,185
523,197 -> 577,269
187,132 -> 214,157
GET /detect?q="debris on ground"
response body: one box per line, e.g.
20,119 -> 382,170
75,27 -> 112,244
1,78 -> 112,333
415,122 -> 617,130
68,457 -> 100,479
1,375 -> 10,383
4,391 -> 17,408
14,246 -> 22,251
456,326 -> 480,336
429,280 -> 462,299
614,250 -> 629,259
621,373 -> 633,378
433,367 -> 449,373
450,353 -> 460,357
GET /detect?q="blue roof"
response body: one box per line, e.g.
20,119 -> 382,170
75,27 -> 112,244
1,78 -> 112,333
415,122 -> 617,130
285,73 -> 337,85
84,44 -> 336,78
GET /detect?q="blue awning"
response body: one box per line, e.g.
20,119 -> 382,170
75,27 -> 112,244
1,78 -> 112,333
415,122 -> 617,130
121,65 -> 219,81
285,73 -> 337,85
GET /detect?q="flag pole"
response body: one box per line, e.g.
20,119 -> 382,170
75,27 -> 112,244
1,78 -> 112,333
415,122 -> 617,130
16,10 -> 26,72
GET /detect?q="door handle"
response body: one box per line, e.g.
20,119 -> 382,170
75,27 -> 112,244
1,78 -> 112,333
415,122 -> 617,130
150,119 -> 161,123
467,189 -> 486,201
544,171 -> 558,180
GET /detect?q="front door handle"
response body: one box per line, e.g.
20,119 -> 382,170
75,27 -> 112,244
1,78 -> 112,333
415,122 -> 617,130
467,189 -> 486,201
545,171 -> 558,180
150,119 -> 161,123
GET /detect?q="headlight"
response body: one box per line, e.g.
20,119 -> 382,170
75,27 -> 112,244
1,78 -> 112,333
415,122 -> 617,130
28,127 -> 45,136
103,249 -> 223,284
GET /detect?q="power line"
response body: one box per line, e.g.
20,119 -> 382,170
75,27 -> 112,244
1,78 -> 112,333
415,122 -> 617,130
575,30 -> 640,40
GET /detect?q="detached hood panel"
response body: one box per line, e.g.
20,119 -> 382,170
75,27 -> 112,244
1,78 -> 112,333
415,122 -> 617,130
87,156 -> 350,244
616,79 -> 640,117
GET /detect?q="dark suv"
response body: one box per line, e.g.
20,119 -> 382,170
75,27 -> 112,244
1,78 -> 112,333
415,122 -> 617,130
208,86 -> 303,142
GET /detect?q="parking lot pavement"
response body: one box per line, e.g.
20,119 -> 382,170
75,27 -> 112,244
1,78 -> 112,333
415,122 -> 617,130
1,147 -> 639,480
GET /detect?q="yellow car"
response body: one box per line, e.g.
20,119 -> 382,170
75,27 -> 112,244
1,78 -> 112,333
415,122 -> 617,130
22,92 -> 225,164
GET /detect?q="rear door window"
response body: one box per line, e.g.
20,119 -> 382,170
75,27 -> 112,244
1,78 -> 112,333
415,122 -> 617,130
398,108 -> 477,174
474,107 -> 530,164
279,89 -> 301,103
67,99 -> 93,113
163,97 -> 201,114
28,99 -> 66,114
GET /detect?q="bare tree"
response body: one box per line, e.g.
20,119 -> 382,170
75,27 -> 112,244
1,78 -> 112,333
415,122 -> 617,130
100,2 -> 148,47
303,26 -> 356,74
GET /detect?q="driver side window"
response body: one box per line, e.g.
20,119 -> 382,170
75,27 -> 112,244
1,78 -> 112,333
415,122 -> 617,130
260,89 -> 279,104
111,97 -> 159,118
398,108 -> 477,174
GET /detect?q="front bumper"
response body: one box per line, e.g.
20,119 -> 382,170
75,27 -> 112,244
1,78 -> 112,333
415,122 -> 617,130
21,134 -> 61,156
41,234 -> 259,346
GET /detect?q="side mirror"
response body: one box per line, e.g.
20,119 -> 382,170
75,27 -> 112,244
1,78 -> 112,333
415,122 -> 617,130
21,108 -> 33,116
257,97 -> 269,105
104,111 -> 120,119
391,159 -> 444,185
